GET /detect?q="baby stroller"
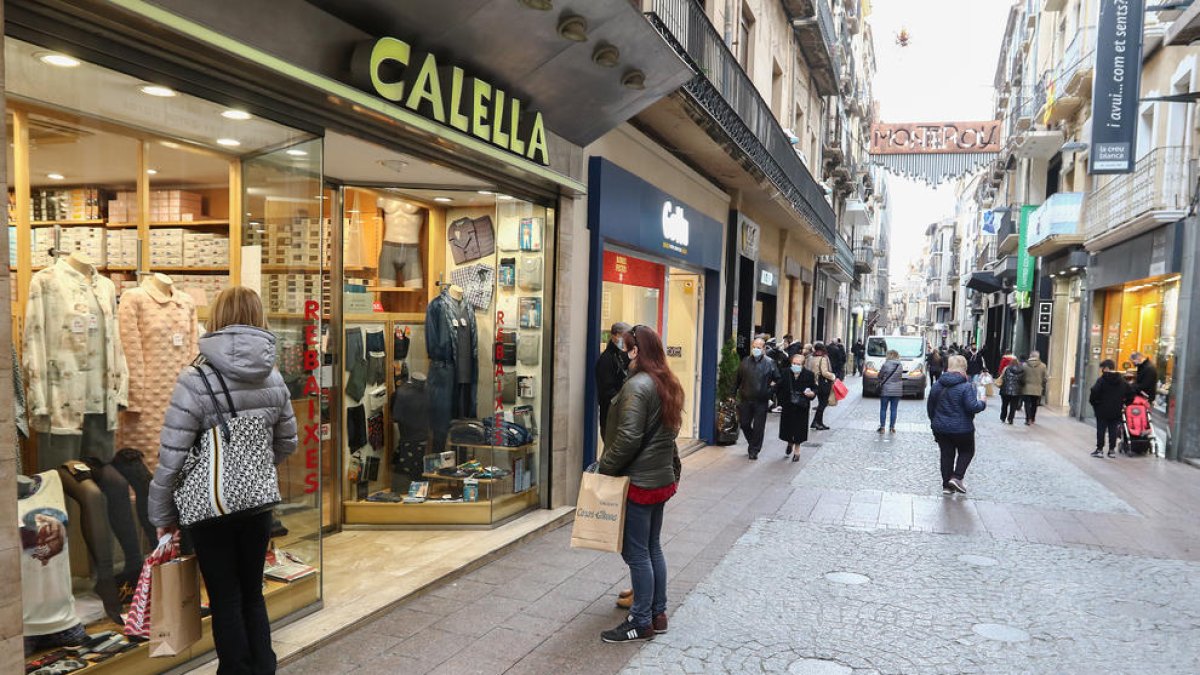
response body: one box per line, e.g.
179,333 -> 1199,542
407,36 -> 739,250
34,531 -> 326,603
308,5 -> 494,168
1120,394 -> 1158,456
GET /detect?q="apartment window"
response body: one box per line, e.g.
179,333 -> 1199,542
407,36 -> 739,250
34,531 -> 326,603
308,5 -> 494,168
1137,104 -> 1156,161
771,59 -> 784,119
737,1 -> 755,74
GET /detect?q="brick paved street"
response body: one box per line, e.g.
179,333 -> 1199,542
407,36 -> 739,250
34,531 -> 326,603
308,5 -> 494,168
279,381 -> 1200,674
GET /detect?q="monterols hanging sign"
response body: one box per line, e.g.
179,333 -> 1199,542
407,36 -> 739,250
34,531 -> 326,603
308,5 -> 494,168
1089,0 -> 1145,174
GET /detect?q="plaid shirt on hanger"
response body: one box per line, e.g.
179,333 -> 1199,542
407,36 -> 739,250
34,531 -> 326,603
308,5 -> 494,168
450,263 -> 495,311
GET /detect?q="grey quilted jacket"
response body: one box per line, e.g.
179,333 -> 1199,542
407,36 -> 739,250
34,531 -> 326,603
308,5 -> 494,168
148,325 -> 298,528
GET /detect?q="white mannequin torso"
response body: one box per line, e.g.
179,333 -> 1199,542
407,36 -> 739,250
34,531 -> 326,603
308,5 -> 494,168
378,198 -> 424,244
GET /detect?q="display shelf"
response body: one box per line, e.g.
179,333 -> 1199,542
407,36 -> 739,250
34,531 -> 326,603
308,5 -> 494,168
262,264 -> 327,273
147,266 -> 230,273
366,286 -> 421,293
423,472 -> 501,484
449,441 -> 535,453
107,219 -> 230,229
30,218 -> 105,225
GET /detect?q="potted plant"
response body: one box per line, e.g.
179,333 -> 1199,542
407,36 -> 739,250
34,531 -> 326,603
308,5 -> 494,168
715,338 -> 741,445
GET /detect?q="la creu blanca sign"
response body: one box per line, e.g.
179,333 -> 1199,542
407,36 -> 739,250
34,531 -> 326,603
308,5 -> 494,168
870,121 -> 1002,154
352,37 -> 550,166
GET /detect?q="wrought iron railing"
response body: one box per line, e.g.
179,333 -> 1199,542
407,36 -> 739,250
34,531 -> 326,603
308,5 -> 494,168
1053,24 -> 1096,94
815,0 -> 844,89
647,0 -> 837,243
854,244 -> 874,269
1084,146 -> 1193,240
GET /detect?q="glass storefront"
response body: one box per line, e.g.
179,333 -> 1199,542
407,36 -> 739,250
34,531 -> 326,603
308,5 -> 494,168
7,38 -> 324,670
1098,273 -> 1181,415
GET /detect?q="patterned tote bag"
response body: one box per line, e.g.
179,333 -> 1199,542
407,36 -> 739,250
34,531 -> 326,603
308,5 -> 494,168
173,365 -> 280,527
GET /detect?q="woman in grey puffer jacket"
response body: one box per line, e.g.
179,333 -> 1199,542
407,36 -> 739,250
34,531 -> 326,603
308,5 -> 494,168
149,287 -> 296,675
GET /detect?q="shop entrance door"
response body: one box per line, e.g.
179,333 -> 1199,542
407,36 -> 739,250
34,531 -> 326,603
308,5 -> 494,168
666,270 -> 703,440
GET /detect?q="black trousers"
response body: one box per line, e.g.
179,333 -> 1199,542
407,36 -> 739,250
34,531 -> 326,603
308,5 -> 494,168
999,395 -> 1019,423
190,511 -> 276,675
812,385 -> 831,426
935,432 -> 976,486
738,400 -> 769,456
1023,395 -> 1041,421
1096,416 -> 1121,450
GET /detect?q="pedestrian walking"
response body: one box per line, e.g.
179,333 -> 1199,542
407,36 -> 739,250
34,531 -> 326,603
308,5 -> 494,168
1020,351 -> 1048,425
595,321 -> 631,443
966,345 -> 987,384
928,355 -> 986,495
150,287 -> 298,674
998,348 -> 1016,375
778,353 -> 817,461
876,349 -> 903,433
806,342 -> 836,431
1130,351 -> 1159,403
830,338 -> 847,380
852,339 -> 865,376
596,324 -> 682,643
925,347 -> 945,384
998,356 -> 1025,424
1089,359 -> 1130,458
735,337 -> 779,460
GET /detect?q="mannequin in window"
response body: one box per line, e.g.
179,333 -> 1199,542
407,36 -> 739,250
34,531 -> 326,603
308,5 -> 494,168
24,249 -> 137,623
378,198 -> 425,288
425,283 -> 477,452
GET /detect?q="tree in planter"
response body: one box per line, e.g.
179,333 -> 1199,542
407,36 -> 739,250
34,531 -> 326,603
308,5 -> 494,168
715,338 -> 741,445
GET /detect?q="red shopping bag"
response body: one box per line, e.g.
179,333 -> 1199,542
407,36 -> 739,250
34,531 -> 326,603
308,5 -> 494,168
832,378 -> 849,401
124,535 -> 178,639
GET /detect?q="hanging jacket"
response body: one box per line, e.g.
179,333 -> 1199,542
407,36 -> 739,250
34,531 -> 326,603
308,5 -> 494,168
999,362 -> 1025,397
1090,371 -> 1131,419
927,372 -> 986,435
149,325 -> 298,528
425,290 -> 478,378
1020,358 -> 1048,397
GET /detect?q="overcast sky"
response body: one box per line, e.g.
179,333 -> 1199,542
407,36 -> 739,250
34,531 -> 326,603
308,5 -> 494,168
868,0 -> 1013,276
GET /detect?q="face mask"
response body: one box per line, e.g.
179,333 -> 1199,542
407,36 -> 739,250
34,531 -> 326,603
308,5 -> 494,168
751,348 -> 763,358
790,364 -> 803,374
615,337 -> 625,351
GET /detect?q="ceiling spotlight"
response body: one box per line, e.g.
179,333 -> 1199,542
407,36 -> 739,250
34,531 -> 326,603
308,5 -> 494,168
216,138 -> 241,147
286,148 -> 309,157
37,52 -> 80,68
621,69 -> 646,90
379,159 -> 408,173
518,0 -> 553,8
46,172 -> 65,180
593,44 -> 620,68
222,109 -> 252,120
477,190 -> 494,196
497,194 -> 514,201
557,15 -> 588,42
160,141 -> 181,149
140,84 -> 176,97
146,169 -> 158,175
433,197 -> 453,203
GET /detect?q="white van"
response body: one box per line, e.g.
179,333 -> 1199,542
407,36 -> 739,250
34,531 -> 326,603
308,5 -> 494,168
862,335 -> 927,399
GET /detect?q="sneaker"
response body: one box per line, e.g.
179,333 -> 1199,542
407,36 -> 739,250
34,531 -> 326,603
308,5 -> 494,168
948,478 -> 967,494
889,428 -> 896,433
877,427 -> 884,434
942,485 -> 953,495
652,613 -> 668,634
1091,449 -> 1103,458
601,618 -> 654,643
1107,449 -> 1116,458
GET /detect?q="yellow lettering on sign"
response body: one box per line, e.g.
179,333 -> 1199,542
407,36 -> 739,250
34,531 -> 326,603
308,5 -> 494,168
525,112 -> 548,165
472,79 -> 492,142
509,98 -> 526,155
447,67 -> 470,133
404,53 -> 446,123
492,88 -> 510,148
369,37 -> 411,102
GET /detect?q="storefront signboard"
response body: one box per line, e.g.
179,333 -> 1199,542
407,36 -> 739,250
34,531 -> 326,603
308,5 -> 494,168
352,37 -> 550,166
1089,0 -> 1146,174
589,159 -> 723,271
741,219 -> 761,259
1038,301 -> 1053,335
1015,205 -> 1037,308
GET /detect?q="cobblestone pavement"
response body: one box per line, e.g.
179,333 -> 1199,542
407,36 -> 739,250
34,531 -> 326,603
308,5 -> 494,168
622,519 -> 1200,674
278,382 -> 1200,675
792,428 -> 1137,514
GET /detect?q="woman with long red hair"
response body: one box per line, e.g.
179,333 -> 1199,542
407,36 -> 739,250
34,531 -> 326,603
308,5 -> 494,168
597,324 -> 683,643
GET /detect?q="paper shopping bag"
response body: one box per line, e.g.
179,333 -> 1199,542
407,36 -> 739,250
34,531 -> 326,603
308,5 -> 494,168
827,388 -> 839,407
570,471 -> 630,553
149,556 -> 201,658
125,535 -> 177,639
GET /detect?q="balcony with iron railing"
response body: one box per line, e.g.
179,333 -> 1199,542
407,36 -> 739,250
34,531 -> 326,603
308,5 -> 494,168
1084,146 -> 1194,250
1044,25 -> 1096,124
647,0 -> 837,244
818,232 -> 856,281
788,0 -> 843,96
853,244 -> 874,274
927,288 -> 952,305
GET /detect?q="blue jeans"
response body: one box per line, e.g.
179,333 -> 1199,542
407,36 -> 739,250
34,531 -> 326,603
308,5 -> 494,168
879,396 -> 899,428
621,500 -> 668,628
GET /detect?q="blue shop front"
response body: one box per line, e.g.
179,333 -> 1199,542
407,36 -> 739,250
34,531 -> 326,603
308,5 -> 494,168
584,158 -> 725,466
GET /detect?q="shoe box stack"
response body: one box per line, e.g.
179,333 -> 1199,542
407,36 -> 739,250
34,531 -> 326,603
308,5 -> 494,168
150,228 -> 185,267
106,230 -> 139,268
150,190 -> 205,222
172,274 -> 230,306
107,191 -> 138,225
57,227 -> 106,265
182,232 -> 230,268
30,228 -> 52,268
30,188 -> 103,221
259,217 -> 324,267
266,273 -> 326,314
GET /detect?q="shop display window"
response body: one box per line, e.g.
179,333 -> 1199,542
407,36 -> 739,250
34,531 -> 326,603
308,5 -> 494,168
6,38 -> 323,672
1101,274 -> 1181,414
336,184 -> 552,526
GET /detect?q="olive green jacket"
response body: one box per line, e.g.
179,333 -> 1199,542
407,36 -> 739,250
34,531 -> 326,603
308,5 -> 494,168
598,372 -> 681,489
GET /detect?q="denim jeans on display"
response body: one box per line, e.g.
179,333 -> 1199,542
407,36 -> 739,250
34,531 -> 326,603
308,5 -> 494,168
621,500 -> 668,628
345,328 -> 367,402
879,396 -> 899,429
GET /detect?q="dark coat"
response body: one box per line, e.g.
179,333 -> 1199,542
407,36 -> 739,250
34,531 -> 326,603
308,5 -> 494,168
1134,360 -> 1158,402
926,350 -> 945,374
594,342 -> 628,435
966,351 -> 986,376
150,326 -> 298,528
598,372 -> 681,489
736,355 -> 779,403
999,362 -> 1025,397
927,372 -> 986,435
778,368 -> 816,443
1090,371 -> 1131,420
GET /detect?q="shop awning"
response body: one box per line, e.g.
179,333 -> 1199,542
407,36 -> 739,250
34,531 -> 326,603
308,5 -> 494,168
966,271 -> 1004,294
